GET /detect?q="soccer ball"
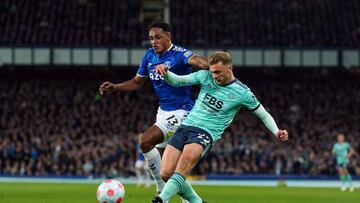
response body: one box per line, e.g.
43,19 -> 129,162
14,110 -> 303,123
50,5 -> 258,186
96,179 -> 125,203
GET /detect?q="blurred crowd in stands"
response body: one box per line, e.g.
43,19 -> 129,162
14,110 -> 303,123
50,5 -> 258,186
1,67 -> 359,178
0,0 -> 143,45
0,0 -> 359,179
170,0 -> 360,46
1,0 -> 359,46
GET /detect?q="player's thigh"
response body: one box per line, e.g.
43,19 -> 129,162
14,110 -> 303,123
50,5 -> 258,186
156,147 -> 165,156
337,165 -> 346,174
160,145 -> 182,180
342,165 -> 350,174
176,143 -> 204,175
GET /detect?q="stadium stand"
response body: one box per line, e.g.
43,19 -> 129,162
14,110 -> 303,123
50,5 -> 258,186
0,0 -> 143,45
0,0 -> 359,46
170,0 -> 360,46
1,67 -> 359,178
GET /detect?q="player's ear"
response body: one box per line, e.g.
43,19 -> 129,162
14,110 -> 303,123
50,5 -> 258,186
165,32 -> 171,41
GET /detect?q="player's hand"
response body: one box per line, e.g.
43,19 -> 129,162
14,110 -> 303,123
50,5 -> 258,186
99,81 -> 116,95
275,130 -> 288,142
156,64 -> 169,76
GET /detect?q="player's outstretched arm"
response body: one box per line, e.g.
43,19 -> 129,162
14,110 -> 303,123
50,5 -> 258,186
99,75 -> 146,95
188,55 -> 209,70
156,64 -> 199,87
252,104 -> 288,142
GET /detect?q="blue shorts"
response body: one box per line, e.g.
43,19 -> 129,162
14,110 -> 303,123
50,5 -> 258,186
168,125 -> 213,158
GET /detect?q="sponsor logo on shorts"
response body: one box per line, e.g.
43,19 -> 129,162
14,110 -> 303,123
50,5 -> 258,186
197,133 -> 211,146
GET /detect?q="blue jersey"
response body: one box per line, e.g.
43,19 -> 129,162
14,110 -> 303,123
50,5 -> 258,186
137,44 -> 195,111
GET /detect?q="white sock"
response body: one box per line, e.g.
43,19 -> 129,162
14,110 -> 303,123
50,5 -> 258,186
144,148 -> 165,192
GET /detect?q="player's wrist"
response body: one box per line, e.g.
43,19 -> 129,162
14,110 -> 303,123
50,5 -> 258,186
112,84 -> 118,91
275,131 -> 280,139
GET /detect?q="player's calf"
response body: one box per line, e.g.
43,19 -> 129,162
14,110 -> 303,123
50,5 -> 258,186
139,126 -> 166,193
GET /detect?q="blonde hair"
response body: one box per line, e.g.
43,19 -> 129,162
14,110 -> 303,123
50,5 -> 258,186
208,51 -> 232,66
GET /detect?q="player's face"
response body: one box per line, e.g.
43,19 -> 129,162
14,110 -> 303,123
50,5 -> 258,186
210,62 -> 233,85
149,28 -> 171,54
337,134 -> 345,142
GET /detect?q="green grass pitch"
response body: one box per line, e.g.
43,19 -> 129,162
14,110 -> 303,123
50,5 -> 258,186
0,182 -> 358,203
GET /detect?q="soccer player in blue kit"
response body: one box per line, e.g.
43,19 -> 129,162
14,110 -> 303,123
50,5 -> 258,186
99,22 -> 208,201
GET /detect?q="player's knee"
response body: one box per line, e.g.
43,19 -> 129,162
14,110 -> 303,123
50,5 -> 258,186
139,141 -> 152,153
160,170 -> 172,182
139,134 -> 154,152
139,129 -> 164,153
177,159 -> 196,175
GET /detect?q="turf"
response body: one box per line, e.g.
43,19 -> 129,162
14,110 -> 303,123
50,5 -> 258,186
0,182 -> 358,203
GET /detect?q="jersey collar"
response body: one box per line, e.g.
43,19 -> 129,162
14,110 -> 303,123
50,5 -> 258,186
156,44 -> 173,56
218,78 -> 238,87
167,44 -> 174,52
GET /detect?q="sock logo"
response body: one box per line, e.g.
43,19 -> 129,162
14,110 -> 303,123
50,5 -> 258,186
149,163 -> 156,170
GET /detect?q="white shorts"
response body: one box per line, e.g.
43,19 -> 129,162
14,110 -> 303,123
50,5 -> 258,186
154,107 -> 189,148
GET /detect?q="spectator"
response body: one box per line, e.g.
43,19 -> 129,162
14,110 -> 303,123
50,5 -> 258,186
1,67 -> 359,177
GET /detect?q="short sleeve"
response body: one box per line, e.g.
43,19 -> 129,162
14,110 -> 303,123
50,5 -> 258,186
137,52 -> 149,77
180,49 -> 194,65
242,90 -> 261,111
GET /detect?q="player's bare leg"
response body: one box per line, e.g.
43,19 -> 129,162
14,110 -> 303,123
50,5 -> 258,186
156,144 -> 205,203
175,143 -> 203,176
158,145 -> 191,203
160,145 -> 182,181
156,147 -> 165,156
139,125 -> 166,193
